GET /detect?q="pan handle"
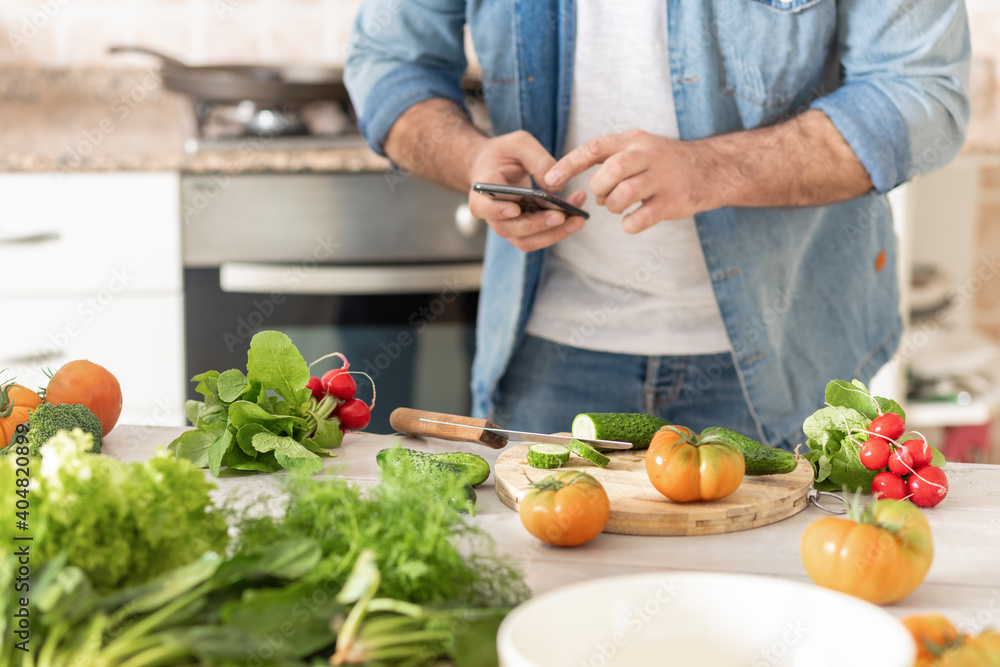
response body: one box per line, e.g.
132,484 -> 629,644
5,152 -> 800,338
108,45 -> 187,69
389,408 -> 507,449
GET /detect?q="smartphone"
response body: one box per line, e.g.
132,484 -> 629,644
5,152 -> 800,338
472,182 -> 590,220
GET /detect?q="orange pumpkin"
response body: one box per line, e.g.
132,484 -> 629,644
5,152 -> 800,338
1,380 -> 42,447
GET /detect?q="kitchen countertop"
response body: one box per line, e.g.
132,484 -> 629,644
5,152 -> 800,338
0,67 -> 390,174
2,67 -> 998,175
106,424 -> 1000,631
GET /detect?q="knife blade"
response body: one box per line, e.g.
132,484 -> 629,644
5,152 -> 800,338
416,418 -> 632,450
388,407 -> 633,450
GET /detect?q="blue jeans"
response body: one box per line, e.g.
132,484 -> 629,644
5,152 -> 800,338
495,335 -> 799,452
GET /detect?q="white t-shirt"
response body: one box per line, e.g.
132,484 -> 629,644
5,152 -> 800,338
524,0 -> 731,355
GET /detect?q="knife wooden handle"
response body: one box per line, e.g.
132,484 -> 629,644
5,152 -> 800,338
389,408 -> 507,449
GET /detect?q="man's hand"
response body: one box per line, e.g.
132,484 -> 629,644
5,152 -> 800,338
384,100 -> 586,253
467,131 -> 587,252
544,129 -> 705,234
542,111 -> 873,234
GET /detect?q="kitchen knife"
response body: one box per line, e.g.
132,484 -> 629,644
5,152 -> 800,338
389,408 -> 633,450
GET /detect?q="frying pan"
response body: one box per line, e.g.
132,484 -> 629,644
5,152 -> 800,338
107,45 -> 350,106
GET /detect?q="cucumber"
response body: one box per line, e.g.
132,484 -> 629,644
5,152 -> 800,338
567,438 -> 610,468
526,443 -> 570,469
572,412 -> 671,450
426,451 -> 491,486
376,447 -> 479,514
701,426 -> 798,476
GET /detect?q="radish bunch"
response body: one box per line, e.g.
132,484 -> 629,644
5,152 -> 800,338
306,352 -> 372,432
861,413 -> 948,507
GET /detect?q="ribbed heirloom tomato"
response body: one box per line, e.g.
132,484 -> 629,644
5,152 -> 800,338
800,498 -> 933,605
0,381 -> 42,445
645,425 -> 745,503
519,470 -> 610,547
904,614 -> 1000,667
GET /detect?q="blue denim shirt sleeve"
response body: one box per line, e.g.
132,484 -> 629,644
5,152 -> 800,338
344,0 -> 470,156
810,0 -> 971,194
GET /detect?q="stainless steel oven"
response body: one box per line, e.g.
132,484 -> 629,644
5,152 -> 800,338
181,172 -> 486,433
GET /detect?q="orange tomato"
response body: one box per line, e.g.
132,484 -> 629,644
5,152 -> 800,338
645,425 -> 745,502
44,360 -> 123,436
0,381 -> 42,446
904,614 -> 1000,667
904,614 -> 966,667
800,499 -> 933,605
519,470 -> 610,547
938,631 -> 1000,666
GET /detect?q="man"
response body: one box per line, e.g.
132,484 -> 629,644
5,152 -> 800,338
345,0 -> 970,450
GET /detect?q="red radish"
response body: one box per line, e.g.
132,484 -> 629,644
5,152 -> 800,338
860,436 -> 891,471
337,398 -> 371,431
321,366 -> 349,392
888,446 -> 915,476
872,471 -> 907,500
869,413 -> 906,442
325,372 -> 357,401
306,376 -> 326,401
901,438 -> 933,468
907,465 -> 948,508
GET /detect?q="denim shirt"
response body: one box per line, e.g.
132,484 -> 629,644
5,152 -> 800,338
345,0 -> 970,446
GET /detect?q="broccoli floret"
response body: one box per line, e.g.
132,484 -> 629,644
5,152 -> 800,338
5,403 -> 103,456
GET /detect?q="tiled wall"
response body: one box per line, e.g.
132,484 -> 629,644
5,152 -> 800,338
0,0 -> 365,67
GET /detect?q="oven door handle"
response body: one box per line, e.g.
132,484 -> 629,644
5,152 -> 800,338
219,262 -> 483,295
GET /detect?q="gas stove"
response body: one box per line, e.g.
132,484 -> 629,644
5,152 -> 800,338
183,98 -> 367,154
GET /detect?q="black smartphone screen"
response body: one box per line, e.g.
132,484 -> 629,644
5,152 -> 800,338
471,183 -> 590,219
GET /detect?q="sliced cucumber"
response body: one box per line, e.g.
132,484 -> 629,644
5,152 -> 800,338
526,443 -> 571,469
567,438 -> 610,468
572,412 -> 671,451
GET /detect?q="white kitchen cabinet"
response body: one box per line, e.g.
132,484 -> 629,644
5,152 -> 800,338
0,172 -> 186,427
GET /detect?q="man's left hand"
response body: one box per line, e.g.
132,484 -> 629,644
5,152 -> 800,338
543,129 -> 709,234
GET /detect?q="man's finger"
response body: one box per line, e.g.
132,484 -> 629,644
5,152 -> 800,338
543,134 -> 625,190
507,216 -> 587,252
588,151 -> 648,202
500,130 -> 558,188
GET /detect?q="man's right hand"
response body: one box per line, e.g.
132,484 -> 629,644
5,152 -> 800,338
467,130 -> 587,253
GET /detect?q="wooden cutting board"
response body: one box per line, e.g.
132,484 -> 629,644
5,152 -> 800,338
494,441 -> 814,536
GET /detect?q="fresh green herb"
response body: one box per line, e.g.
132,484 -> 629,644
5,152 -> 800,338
169,330 -> 344,475
801,379 -> 944,492
230,467 -> 527,608
1,443 -> 525,667
0,429 -> 228,593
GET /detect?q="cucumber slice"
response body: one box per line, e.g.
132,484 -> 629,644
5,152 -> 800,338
526,443 -> 571,469
567,438 -> 610,468
572,412 -> 670,450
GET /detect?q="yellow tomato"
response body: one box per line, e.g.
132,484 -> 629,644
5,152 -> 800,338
800,499 -> 933,605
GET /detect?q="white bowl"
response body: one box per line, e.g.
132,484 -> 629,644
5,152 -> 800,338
497,571 -> 915,667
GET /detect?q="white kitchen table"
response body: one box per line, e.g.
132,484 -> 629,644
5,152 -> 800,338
105,425 -> 1000,635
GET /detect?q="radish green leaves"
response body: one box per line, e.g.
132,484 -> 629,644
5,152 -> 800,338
170,330 -> 343,475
